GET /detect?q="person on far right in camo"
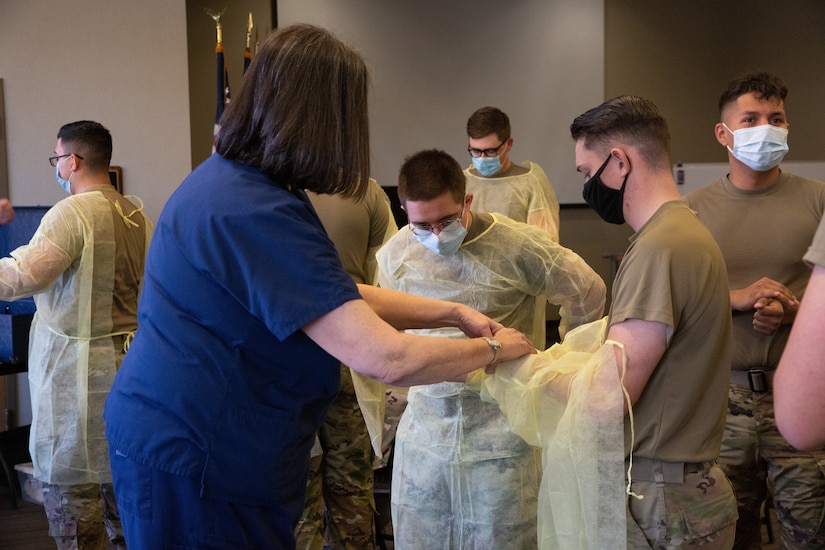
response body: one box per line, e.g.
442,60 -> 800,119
685,70 -> 825,549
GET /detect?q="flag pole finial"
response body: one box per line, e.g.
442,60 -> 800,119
205,7 -> 227,45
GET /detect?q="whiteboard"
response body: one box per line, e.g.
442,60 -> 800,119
277,0 -> 605,205
673,161 -> 825,196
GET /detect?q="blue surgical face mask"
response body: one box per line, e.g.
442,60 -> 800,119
472,155 -> 502,177
55,160 -> 73,194
412,216 -> 467,256
723,123 -> 789,172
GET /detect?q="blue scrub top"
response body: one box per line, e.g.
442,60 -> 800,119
104,155 -> 360,506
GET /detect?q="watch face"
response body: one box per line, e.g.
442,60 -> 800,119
485,337 -> 501,356
484,336 -> 500,347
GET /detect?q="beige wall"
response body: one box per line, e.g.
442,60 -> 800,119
276,0 -> 606,206
605,0 -> 825,165
0,0 -> 192,223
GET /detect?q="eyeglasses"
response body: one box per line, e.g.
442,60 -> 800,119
467,140 -> 507,158
409,207 -> 464,236
48,153 -> 83,167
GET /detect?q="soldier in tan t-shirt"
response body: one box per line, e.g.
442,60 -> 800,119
686,71 -> 825,549
572,95 -> 736,549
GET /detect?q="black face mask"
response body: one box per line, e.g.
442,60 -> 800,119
582,154 -> 628,225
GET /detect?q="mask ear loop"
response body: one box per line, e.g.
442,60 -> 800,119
721,123 -> 737,156
607,338 -> 644,501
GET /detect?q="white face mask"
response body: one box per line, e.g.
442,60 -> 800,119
411,215 -> 467,256
724,123 -> 789,172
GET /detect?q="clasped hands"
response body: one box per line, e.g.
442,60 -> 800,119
731,277 -> 799,335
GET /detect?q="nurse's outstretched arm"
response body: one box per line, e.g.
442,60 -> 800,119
302,287 -> 536,387
355,284 -> 501,336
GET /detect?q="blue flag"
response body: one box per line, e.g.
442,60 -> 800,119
213,40 -> 230,151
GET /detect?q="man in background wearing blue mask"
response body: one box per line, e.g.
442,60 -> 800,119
464,107 -> 560,241
377,149 -> 605,549
2,121 -> 151,549
686,72 -> 825,549
465,107 -> 563,349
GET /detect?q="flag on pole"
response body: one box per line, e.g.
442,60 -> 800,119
207,9 -> 230,151
244,12 -> 254,75
215,41 -> 230,134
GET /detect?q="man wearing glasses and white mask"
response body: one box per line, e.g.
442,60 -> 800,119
377,149 -> 605,549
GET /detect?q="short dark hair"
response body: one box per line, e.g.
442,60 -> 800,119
215,24 -> 371,200
398,149 -> 466,205
466,106 -> 511,141
57,120 -> 112,173
570,95 -> 672,170
718,71 -> 787,115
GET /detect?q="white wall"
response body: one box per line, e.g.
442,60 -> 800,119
0,0 -> 192,223
278,0 -> 604,205
0,0 -> 192,425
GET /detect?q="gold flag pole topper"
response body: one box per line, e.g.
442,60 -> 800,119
206,7 -> 230,151
244,12 -> 254,73
205,7 -> 227,46
246,12 -> 254,50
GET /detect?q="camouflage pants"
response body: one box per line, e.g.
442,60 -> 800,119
295,365 -> 377,550
626,461 -> 737,549
41,482 -> 126,550
720,384 -> 825,549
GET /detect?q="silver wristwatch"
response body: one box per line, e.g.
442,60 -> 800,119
482,336 -> 502,367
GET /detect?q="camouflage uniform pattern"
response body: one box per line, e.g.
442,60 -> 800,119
295,454 -> 326,549
42,481 -> 125,550
720,384 -> 825,549
295,365 -> 377,550
626,461 -> 737,549
374,385 -> 408,469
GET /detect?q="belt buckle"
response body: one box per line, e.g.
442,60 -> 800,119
748,369 -> 768,393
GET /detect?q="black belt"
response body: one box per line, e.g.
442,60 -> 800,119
730,368 -> 775,393
627,457 -> 708,484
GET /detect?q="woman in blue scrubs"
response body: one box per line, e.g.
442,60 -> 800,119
103,23 -> 534,549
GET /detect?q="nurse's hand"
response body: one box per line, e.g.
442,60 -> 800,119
455,304 -> 504,338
